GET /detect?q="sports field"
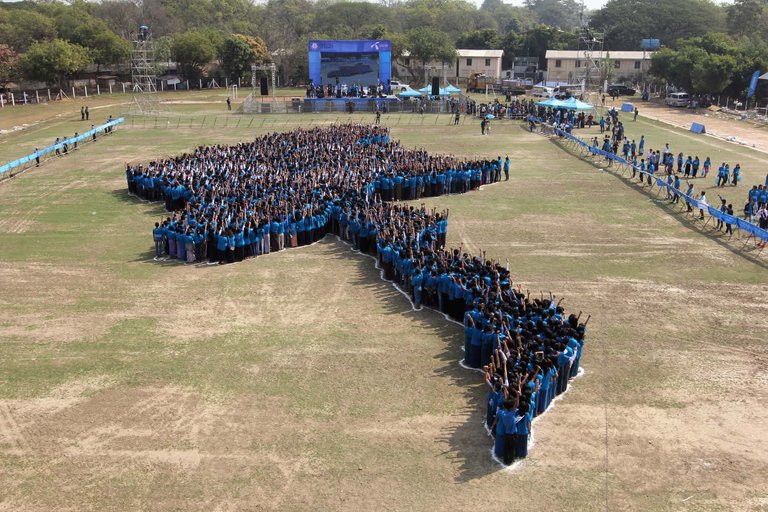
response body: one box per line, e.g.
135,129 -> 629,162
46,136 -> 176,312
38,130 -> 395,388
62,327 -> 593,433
1,91 -> 767,511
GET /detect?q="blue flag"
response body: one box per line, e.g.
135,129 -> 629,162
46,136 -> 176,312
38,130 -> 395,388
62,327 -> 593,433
748,70 -> 760,98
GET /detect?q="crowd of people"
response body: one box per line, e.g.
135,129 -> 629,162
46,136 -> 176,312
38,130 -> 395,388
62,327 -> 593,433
532,106 -> 768,241
305,81 -> 387,99
126,125 -> 586,464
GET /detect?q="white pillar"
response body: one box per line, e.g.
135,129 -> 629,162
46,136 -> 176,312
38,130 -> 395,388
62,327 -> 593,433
10,93 -> 14,106
84,85 -> 88,97
109,83 -> 112,94
73,87 -> 76,98
36,90 -> 39,103
48,89 -> 51,101
97,84 -> 100,95
122,83 -> 126,93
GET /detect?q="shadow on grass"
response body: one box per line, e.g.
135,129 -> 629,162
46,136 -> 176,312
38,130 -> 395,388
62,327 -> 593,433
310,236 -> 500,482
549,137 -> 768,270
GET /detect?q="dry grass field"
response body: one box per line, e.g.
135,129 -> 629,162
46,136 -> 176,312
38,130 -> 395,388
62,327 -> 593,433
0,92 -> 766,511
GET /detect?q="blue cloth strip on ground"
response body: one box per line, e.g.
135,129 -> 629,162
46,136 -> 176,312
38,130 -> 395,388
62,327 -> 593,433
0,117 -> 124,176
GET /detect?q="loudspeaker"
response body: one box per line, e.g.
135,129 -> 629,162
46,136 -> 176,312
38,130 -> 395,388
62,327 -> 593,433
431,77 -> 440,96
260,77 -> 268,96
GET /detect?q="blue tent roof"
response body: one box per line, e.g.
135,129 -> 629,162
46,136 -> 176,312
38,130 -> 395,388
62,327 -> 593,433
560,97 -> 594,110
535,97 -> 562,108
445,84 -> 462,93
536,97 -> 594,110
398,89 -> 423,97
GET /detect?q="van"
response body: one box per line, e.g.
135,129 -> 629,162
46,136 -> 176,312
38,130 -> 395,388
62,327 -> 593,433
665,92 -> 690,107
531,86 -> 554,98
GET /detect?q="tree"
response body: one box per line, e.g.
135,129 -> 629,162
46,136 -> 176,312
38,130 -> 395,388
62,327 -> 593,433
407,27 -> 456,67
0,43 -> 19,88
72,19 -> 131,72
727,0 -> 765,38
649,33 -> 741,94
21,39 -> 92,89
0,9 -> 57,52
456,29 -> 502,49
171,32 -> 217,80
220,34 -> 270,79
590,0 -> 726,50
524,0 -> 582,30
506,25 -> 579,70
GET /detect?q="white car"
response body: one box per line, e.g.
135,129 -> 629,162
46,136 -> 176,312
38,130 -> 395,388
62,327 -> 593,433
389,80 -> 410,92
665,92 -> 690,107
531,85 -> 554,98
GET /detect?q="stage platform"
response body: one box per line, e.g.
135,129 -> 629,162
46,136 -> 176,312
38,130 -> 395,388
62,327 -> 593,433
301,96 -> 400,112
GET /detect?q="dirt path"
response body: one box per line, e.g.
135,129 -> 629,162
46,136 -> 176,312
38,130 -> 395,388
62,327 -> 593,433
614,100 -> 768,153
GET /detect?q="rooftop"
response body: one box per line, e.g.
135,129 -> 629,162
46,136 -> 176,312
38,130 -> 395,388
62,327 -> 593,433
545,50 -> 652,60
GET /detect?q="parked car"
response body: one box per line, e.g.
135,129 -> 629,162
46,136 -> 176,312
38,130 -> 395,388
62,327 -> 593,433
607,84 -> 636,96
388,80 -> 410,92
665,92 -> 690,107
531,85 -> 554,98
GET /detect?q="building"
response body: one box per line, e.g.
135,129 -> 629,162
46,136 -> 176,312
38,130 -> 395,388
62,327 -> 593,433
545,50 -> 654,83
455,49 -> 503,79
393,49 -> 504,85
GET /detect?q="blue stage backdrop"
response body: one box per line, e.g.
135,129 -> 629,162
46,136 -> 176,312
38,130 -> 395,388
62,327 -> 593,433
308,40 -> 391,87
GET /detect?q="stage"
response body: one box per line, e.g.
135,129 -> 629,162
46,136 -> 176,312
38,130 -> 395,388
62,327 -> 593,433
301,96 -> 401,113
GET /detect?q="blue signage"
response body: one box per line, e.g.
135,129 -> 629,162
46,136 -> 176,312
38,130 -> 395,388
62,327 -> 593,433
748,69 -> 760,98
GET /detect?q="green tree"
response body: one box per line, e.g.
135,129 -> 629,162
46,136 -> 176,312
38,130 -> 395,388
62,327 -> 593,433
506,25 -> 579,70
0,43 -> 20,88
524,0 -> 582,30
220,34 -> 270,79
590,0 -> 726,50
726,0 -> 765,38
21,39 -> 92,89
171,32 -> 218,80
649,33 -> 741,94
72,19 -> 131,71
407,27 -> 456,67
456,28 -> 502,49
0,9 -> 57,52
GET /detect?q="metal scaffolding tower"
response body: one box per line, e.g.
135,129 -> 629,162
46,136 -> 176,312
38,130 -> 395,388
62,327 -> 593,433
578,29 -> 604,91
241,63 -> 277,113
131,25 -> 160,114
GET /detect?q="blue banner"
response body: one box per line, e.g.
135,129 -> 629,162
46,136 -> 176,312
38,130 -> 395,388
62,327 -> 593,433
748,70 -> 760,98
0,117 -> 124,176
527,115 -> 768,242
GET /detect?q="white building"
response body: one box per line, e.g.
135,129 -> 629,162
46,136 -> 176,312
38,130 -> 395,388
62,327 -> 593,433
455,49 -> 504,80
393,48 -> 505,84
545,50 -> 654,82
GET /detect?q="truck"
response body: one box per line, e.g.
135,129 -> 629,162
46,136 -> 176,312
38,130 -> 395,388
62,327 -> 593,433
466,73 -> 527,95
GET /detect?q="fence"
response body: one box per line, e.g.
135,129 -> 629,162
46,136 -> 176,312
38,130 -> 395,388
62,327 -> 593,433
0,118 -> 125,180
527,116 -> 768,253
0,78 -> 253,107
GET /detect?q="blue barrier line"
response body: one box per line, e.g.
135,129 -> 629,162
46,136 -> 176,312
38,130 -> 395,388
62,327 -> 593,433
527,115 -> 768,242
0,117 -> 125,177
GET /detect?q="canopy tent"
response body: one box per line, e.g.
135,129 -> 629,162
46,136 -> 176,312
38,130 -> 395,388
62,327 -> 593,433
536,97 -> 594,110
417,85 -> 452,96
535,97 -> 563,108
444,84 -> 462,93
560,97 -> 595,110
398,89 -> 423,97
